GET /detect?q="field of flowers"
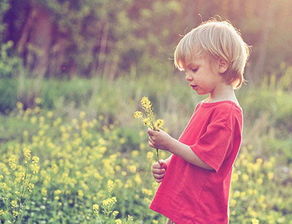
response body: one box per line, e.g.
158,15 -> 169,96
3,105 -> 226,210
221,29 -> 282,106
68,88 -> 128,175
0,75 -> 291,223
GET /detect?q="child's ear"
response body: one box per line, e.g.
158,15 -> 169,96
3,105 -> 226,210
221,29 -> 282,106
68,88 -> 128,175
218,58 -> 229,74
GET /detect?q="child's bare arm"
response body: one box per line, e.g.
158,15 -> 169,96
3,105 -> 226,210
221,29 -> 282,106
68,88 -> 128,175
148,129 -> 213,171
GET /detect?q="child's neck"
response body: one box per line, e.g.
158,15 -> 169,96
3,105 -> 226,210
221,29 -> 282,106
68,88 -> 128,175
206,84 -> 239,104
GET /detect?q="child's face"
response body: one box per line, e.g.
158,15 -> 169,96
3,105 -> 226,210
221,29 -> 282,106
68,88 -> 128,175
182,56 -> 225,96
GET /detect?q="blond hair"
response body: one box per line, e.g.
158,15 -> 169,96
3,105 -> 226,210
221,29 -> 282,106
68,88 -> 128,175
174,19 -> 250,88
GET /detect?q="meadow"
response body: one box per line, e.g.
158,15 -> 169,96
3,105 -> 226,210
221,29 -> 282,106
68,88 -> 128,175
1,0 -> 291,223
0,72 -> 291,224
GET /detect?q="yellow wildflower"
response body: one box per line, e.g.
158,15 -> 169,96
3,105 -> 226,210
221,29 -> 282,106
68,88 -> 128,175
143,118 -> 152,127
92,204 -> 99,211
16,102 -> 23,110
78,190 -> 84,198
30,117 -> 37,124
115,219 -> 122,224
23,148 -> 31,160
11,200 -> 18,208
233,191 -> 241,198
92,204 -> 99,215
98,138 -> 107,145
47,111 -> 53,118
251,218 -> 259,224
79,111 -> 86,119
41,188 -> 47,196
102,197 -> 117,208
27,183 -> 35,192
35,97 -> 42,104
147,151 -> 154,160
119,138 -> 126,144
154,119 -> 164,129
12,210 -> 19,217
15,170 -> 25,182
230,199 -> 236,207
23,130 -> 29,138
107,179 -> 115,193
0,209 -> 5,216
54,189 -> 62,195
134,174 -> 142,184
32,156 -> 40,163
257,178 -> 263,185
267,172 -> 274,180
133,111 -> 143,119
112,210 -> 119,217
141,96 -> 152,109
232,172 -> 239,181
142,188 -> 152,196
8,155 -> 17,170
39,116 -> 45,124
128,165 -> 137,173
30,163 -> 40,174
242,173 -> 249,181
131,150 -> 139,157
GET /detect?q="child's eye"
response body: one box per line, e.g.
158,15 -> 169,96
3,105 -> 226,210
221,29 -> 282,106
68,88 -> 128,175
191,68 -> 198,72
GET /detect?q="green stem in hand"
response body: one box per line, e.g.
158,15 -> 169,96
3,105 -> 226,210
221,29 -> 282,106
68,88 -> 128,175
156,148 -> 160,164
151,122 -> 161,165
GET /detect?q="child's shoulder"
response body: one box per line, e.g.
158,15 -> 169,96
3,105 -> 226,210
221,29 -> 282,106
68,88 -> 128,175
197,100 -> 242,119
199,100 -> 241,110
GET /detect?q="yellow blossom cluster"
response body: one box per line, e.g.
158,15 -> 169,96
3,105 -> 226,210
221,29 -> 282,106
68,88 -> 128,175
134,96 -> 166,163
133,96 -> 165,131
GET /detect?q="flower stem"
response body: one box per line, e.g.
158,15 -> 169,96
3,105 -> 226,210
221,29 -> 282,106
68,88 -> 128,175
156,148 -> 160,164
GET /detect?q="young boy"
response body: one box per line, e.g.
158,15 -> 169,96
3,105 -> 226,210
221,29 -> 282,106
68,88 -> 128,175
147,19 -> 250,224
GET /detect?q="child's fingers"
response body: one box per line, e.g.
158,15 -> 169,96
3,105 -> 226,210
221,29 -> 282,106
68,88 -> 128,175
153,173 -> 165,179
147,128 -> 156,136
152,167 -> 165,174
148,140 -> 155,148
155,177 -> 164,183
155,174 -> 165,182
152,161 -> 167,183
152,164 -> 165,172
153,160 -> 167,168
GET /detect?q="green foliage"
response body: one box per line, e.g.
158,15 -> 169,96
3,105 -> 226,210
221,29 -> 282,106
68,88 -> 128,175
40,0 -> 137,77
1,0 -> 292,81
0,41 -> 21,78
0,0 -> 9,42
0,78 -> 17,113
3,0 -> 184,78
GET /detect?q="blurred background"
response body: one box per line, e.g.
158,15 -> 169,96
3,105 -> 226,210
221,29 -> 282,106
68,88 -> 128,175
0,0 -> 291,223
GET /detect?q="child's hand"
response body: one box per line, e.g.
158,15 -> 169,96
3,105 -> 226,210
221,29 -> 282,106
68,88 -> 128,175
152,160 -> 167,183
147,128 -> 173,151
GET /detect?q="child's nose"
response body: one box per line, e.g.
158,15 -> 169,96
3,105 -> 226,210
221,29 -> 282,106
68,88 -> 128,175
185,73 -> 193,82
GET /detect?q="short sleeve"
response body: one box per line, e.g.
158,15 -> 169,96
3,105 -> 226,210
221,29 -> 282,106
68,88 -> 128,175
190,118 -> 232,172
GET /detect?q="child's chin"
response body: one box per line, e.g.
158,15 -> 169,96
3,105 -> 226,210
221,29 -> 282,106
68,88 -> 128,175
194,90 -> 206,95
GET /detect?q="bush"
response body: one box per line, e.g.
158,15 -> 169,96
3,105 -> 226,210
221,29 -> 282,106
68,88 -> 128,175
0,78 -> 17,113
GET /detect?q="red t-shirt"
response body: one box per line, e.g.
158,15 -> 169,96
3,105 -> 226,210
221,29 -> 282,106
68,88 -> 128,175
150,101 -> 243,224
